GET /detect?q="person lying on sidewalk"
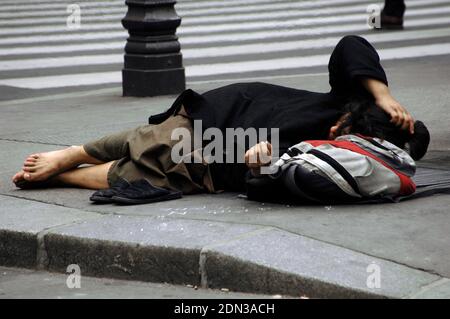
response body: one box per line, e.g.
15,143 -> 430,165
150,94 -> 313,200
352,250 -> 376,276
11,35 -> 429,198
244,100 -> 429,204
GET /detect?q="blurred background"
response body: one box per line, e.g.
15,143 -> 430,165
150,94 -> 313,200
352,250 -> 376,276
0,0 -> 449,101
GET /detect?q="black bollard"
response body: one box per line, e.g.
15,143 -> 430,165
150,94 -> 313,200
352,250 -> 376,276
121,0 -> 186,97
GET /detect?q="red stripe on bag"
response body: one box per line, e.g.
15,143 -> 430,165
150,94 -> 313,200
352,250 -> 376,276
305,140 -> 416,196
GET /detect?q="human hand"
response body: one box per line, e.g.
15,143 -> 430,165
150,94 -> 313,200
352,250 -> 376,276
245,141 -> 272,169
375,95 -> 414,134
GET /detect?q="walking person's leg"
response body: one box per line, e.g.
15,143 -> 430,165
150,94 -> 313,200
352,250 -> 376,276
381,0 -> 406,29
384,0 -> 406,17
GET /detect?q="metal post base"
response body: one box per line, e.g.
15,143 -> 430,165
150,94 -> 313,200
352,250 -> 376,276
121,0 -> 186,97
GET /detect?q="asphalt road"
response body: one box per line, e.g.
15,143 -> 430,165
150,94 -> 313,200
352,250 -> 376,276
1,0 -> 450,100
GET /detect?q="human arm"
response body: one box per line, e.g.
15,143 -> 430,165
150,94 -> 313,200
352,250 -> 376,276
329,36 -> 414,134
361,77 -> 414,134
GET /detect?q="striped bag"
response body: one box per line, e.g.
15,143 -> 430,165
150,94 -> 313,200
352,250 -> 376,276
268,134 -> 416,203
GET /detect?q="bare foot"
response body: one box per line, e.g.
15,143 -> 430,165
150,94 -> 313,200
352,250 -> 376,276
12,169 -> 60,189
17,146 -> 84,182
12,170 -> 25,184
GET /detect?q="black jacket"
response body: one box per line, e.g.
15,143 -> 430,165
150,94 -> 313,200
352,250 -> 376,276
149,36 -> 388,191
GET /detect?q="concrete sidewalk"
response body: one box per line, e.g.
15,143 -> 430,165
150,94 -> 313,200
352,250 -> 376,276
0,266 -> 278,299
1,56 -> 450,298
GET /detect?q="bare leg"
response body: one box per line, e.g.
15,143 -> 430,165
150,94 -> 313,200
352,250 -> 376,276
53,162 -> 113,190
12,145 -> 104,184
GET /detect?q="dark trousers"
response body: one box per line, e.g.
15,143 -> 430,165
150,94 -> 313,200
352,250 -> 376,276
384,0 -> 406,17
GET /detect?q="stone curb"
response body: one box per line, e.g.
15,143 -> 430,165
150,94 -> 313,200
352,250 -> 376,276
1,196 -> 447,298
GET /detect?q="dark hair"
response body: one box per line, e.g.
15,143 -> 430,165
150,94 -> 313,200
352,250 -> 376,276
337,100 -> 430,160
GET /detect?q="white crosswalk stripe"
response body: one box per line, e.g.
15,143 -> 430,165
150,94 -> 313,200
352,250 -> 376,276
1,0 -> 449,26
2,14 -> 450,47
2,26 -> 450,58
1,1 -> 449,35
3,41 -> 450,89
3,27 -> 450,68
0,0 -> 449,91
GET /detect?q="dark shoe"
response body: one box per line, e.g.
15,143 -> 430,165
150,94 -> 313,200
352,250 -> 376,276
89,178 -> 130,203
380,11 -> 404,29
111,179 -> 182,205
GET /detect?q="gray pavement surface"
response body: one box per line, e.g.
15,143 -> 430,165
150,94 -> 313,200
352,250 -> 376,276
0,266 -> 276,299
1,56 -> 450,298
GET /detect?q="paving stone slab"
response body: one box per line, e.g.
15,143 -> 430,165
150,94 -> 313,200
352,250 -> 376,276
0,266 -> 272,299
0,195 -> 100,268
412,279 -> 450,299
44,215 -> 263,286
203,228 -> 440,299
0,93 -> 170,146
